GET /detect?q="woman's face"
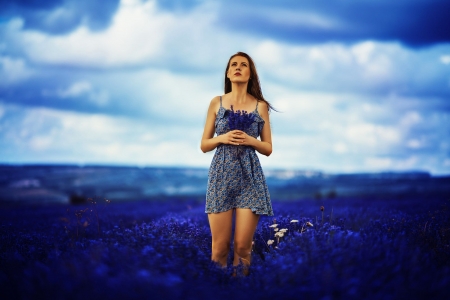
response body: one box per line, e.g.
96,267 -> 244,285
227,56 -> 251,83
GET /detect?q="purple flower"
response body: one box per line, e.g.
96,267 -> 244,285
228,105 -> 256,132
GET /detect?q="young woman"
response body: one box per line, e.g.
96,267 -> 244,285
201,52 -> 274,274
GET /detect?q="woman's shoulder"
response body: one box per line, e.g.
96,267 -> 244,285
209,95 -> 222,107
257,99 -> 269,111
257,99 -> 268,108
256,100 -> 270,119
210,95 -> 221,103
208,95 -> 222,114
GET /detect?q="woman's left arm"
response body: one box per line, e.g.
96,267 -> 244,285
239,101 -> 272,156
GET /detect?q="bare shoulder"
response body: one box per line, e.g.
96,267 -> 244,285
257,100 -> 270,117
209,96 -> 221,114
257,100 -> 268,110
210,95 -> 221,104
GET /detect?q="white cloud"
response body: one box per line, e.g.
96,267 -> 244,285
365,157 -> 393,169
231,81 -> 449,173
0,0 -> 449,174
6,0 -> 223,69
0,103 -> 208,166
29,135 -> 53,151
42,81 -> 110,106
253,40 -> 450,96
444,159 -> 450,167
262,9 -> 343,30
440,55 -> 450,65
406,139 -> 422,149
345,123 -> 400,148
11,0 -> 168,67
0,56 -> 33,85
57,81 -> 92,98
399,111 -> 422,128
364,156 -> 421,171
333,142 -> 348,154
3,0 -> 449,101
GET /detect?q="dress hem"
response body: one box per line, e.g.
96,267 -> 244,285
205,206 -> 274,216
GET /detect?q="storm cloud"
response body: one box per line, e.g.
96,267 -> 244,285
0,0 -> 120,34
0,0 -> 449,174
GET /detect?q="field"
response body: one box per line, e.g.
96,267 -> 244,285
1,194 -> 449,299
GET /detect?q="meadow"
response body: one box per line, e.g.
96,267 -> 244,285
1,194 -> 449,299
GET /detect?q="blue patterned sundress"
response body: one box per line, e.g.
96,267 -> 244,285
205,96 -> 274,216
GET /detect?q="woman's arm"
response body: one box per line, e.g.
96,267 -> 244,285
239,101 -> 273,156
200,97 -> 246,153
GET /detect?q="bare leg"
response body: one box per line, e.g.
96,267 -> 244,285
208,209 -> 234,267
233,208 -> 260,274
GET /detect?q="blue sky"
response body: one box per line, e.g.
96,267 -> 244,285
0,0 -> 449,174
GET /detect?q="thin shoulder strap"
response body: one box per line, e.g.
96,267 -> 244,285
255,100 -> 259,111
220,96 -> 223,107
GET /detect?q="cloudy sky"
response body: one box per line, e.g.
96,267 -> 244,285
1,0 -> 449,174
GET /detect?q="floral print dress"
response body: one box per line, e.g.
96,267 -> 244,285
205,96 -> 274,216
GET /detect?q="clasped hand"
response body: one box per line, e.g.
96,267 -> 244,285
223,130 -> 248,146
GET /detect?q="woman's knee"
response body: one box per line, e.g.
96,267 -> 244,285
234,241 -> 252,258
212,241 -> 230,259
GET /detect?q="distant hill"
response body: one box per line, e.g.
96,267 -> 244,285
0,165 -> 449,205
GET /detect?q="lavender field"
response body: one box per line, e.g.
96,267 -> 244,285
1,166 -> 450,299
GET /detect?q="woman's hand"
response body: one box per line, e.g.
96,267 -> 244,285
222,130 -> 245,146
221,130 -> 257,146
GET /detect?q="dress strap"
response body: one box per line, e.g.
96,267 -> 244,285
219,96 -> 223,107
255,100 -> 259,111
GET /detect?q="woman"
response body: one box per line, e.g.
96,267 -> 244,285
201,52 -> 274,275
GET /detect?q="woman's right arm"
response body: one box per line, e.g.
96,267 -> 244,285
201,97 -> 223,153
201,97 -> 242,152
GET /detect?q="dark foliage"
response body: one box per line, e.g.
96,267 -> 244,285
0,196 -> 449,299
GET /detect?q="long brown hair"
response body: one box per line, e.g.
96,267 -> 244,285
224,52 -> 276,112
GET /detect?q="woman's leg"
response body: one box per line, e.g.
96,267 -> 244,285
208,209 -> 234,267
233,208 -> 260,272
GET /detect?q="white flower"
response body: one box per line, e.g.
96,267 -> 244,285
306,222 -> 314,227
274,228 -> 279,232
279,228 -> 288,233
267,239 -> 274,246
274,232 -> 284,238
290,220 -> 299,223
269,224 -> 278,228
